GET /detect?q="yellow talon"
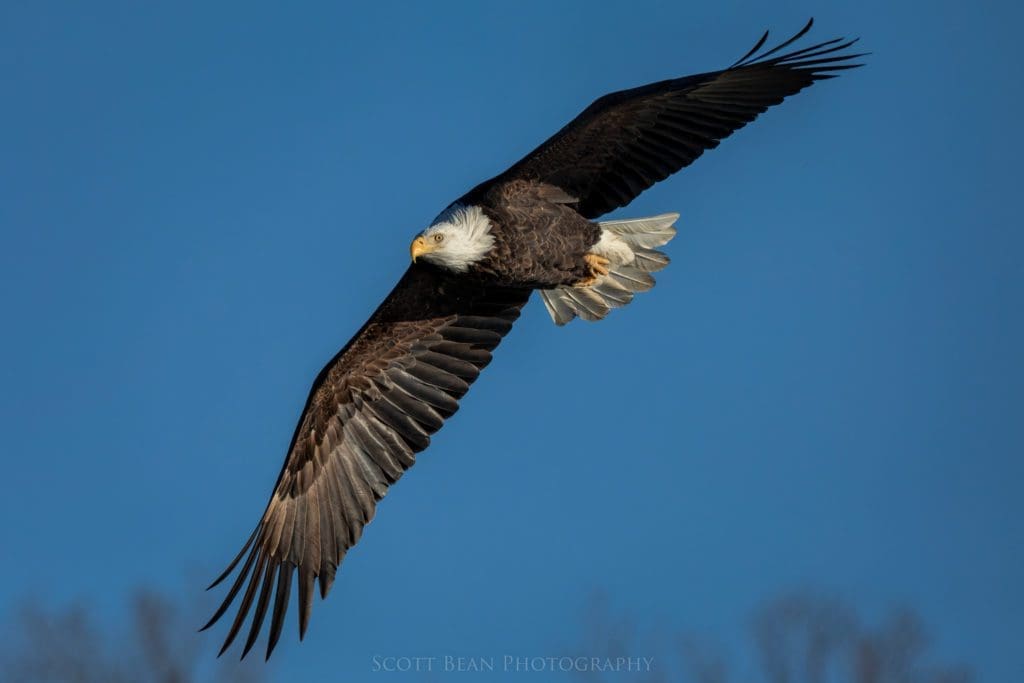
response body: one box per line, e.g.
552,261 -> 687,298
576,253 -> 611,287
585,253 -> 610,276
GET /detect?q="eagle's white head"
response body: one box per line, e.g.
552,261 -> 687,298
410,204 -> 495,273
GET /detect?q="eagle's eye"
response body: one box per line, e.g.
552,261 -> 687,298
433,234 -> 444,243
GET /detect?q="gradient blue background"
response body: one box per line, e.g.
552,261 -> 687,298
1,1 -> 1020,680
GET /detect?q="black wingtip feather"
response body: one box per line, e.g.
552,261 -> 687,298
730,28 -> 770,69
240,561 -> 278,660
206,526 -> 260,591
319,563 -> 337,599
729,19 -> 865,77
200,542 -> 261,632
266,561 -> 293,660
217,552 -> 269,657
751,17 -> 816,63
298,566 -> 315,641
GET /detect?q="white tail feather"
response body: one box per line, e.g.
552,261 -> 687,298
540,213 -> 678,325
600,213 -> 678,248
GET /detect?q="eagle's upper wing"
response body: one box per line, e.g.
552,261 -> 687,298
466,19 -> 864,218
203,265 -> 531,660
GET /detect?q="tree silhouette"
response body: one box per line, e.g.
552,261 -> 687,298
1,589 -> 267,683
573,591 -> 971,683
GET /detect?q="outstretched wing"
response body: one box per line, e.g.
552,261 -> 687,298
465,19 -> 865,218
202,265 -> 531,660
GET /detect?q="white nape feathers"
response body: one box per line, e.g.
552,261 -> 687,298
418,204 -> 495,272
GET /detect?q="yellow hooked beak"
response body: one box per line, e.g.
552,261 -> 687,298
410,235 -> 437,263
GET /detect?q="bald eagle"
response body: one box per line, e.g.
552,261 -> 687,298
203,19 -> 863,659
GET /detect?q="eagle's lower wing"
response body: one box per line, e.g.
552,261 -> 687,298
468,19 -> 864,219
202,265 -> 531,660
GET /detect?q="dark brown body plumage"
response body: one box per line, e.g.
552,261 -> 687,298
205,19 -> 864,661
468,180 -> 601,288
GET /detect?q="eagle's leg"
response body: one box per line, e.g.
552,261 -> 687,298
574,253 -> 611,288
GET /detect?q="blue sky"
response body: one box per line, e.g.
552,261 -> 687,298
1,1 -> 1021,680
